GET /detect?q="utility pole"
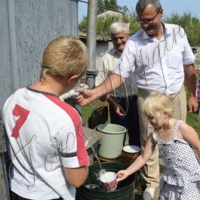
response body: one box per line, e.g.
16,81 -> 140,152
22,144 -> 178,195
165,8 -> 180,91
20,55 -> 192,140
86,0 -> 98,88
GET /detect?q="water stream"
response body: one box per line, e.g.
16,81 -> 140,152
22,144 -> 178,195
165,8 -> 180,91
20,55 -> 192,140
84,130 -> 106,190
84,130 -> 106,175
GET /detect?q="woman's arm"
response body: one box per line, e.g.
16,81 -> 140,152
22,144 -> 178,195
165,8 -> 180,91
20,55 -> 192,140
117,134 -> 156,181
180,123 -> 200,159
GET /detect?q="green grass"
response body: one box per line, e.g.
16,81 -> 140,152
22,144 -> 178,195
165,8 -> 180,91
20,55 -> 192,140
185,60 -> 200,134
186,111 -> 200,133
81,100 -> 108,127
195,60 -> 200,65
81,97 -> 200,135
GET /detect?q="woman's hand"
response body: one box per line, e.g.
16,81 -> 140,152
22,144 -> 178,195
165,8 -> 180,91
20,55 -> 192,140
117,170 -> 129,182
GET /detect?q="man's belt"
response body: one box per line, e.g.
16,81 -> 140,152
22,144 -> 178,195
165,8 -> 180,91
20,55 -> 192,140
111,95 -> 138,101
138,85 -> 183,100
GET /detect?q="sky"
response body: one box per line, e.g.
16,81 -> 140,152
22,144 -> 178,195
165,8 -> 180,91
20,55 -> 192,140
78,0 -> 200,22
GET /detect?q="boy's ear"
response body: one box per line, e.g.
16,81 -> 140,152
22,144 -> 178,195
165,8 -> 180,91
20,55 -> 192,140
66,75 -> 79,84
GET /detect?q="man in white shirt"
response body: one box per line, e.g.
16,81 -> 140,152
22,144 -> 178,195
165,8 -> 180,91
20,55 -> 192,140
95,22 -> 140,147
76,1 -> 198,199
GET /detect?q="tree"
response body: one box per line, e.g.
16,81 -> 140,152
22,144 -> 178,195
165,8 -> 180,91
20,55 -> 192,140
79,0 -> 130,38
96,16 -> 122,37
79,16 -> 88,34
97,0 -> 120,14
79,15 -> 124,38
164,12 -> 200,46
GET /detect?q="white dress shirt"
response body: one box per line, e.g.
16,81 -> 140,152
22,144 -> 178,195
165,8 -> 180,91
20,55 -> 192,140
115,23 -> 195,94
95,48 -> 138,98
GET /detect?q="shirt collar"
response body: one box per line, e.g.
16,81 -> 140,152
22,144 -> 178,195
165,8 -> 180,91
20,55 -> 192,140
140,21 -> 168,40
110,48 -> 122,56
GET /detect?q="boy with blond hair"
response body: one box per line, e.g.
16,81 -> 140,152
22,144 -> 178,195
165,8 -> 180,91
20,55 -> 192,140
3,36 -> 89,200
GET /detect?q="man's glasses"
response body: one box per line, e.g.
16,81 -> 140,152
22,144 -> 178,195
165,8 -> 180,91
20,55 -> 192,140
138,12 -> 159,25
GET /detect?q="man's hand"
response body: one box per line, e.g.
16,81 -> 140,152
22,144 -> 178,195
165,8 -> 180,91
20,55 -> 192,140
184,64 -> 199,112
114,104 -> 126,117
188,96 -> 199,112
75,88 -> 97,106
76,74 -> 124,106
107,96 -> 125,117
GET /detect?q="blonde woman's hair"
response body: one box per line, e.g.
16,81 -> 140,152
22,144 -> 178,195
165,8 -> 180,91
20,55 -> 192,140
40,36 -> 88,81
142,92 -> 174,120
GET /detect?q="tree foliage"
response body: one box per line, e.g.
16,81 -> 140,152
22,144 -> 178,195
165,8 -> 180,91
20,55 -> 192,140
164,12 -> 200,46
79,16 -> 88,34
79,15 -> 125,38
79,2 -> 200,46
79,1 -> 140,38
96,16 -> 123,37
97,0 -> 129,15
97,0 -> 120,14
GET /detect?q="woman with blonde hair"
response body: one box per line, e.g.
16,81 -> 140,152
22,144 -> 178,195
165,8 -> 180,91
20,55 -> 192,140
117,92 -> 200,199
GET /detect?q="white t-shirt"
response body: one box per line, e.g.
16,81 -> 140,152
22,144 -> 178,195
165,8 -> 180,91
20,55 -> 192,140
115,23 -> 195,94
95,48 -> 138,98
3,87 -> 89,200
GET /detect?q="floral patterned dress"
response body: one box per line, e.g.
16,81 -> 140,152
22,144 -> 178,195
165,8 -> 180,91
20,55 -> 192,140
152,120 -> 200,200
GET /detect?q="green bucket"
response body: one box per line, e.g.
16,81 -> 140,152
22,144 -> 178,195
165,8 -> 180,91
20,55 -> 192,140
97,124 -> 126,159
77,162 -> 135,200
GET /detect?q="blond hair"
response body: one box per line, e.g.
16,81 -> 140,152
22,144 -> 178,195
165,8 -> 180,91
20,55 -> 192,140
40,36 -> 88,81
142,92 -> 174,120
